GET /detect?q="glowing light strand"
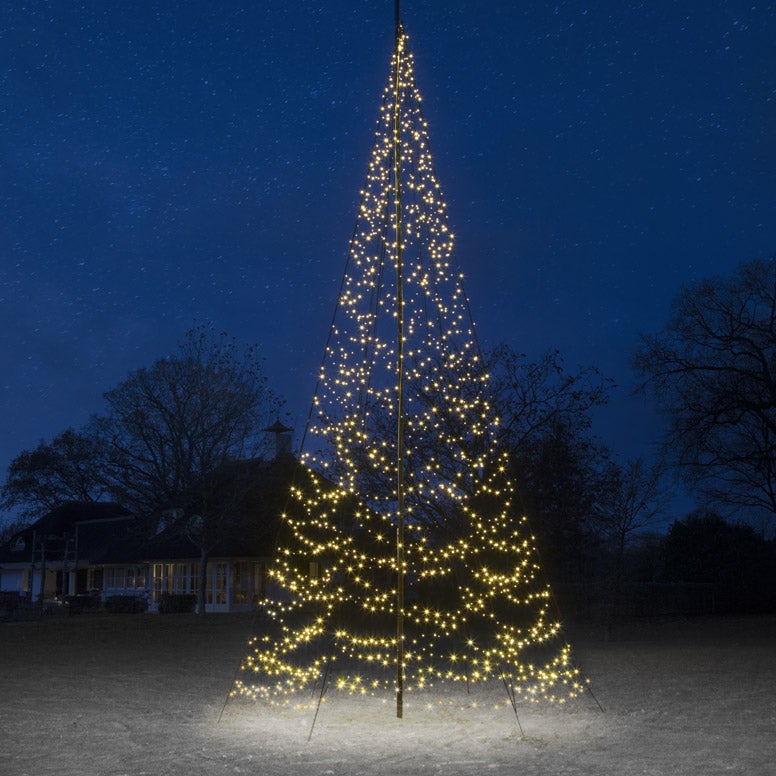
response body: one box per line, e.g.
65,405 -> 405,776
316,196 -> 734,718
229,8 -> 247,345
234,26 -> 587,711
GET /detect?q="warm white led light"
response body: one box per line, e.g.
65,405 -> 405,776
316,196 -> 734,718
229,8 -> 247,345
234,26 -> 585,709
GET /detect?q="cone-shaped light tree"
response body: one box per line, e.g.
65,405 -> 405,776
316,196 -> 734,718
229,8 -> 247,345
235,22 -> 586,714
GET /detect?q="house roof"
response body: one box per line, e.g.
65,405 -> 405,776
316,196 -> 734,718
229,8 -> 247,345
0,501 -> 136,565
263,420 -> 292,434
143,456 -> 306,562
0,457 -> 331,567
141,529 -> 274,562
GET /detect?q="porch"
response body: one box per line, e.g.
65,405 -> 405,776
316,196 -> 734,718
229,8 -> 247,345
148,559 -> 269,613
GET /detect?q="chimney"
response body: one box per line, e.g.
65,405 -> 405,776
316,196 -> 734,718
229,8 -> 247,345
263,420 -> 293,460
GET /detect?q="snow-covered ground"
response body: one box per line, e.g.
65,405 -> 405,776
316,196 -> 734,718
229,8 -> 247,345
0,613 -> 773,775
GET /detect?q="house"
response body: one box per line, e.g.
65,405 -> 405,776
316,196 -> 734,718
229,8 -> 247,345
0,501 -> 141,606
142,525 -> 271,614
0,454 -> 301,614
141,453 -> 303,612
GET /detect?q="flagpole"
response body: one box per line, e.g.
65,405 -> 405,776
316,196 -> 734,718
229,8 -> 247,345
393,0 -> 406,721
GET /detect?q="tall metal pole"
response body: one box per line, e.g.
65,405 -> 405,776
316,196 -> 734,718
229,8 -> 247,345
393,0 -> 406,720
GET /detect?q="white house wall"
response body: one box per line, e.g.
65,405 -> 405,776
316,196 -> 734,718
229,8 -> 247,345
0,568 -> 28,594
2,558 -> 269,612
148,560 -> 267,613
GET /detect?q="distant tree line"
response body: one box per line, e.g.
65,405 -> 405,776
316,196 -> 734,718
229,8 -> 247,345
4,258 -> 776,625
488,330 -> 776,628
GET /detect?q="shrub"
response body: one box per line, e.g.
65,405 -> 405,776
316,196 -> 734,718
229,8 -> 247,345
65,592 -> 101,615
105,595 -> 148,614
0,591 -> 22,620
158,593 -> 197,614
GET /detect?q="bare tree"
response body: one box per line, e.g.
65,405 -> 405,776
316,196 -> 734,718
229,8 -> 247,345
328,345 -> 613,540
486,345 -> 612,454
634,257 -> 776,517
1,429 -> 108,521
93,326 -> 284,612
596,457 -> 669,636
488,347 -> 613,601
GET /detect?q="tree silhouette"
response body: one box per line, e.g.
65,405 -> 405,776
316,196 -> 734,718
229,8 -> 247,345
635,257 -> 776,517
94,326 -> 282,612
2,429 -> 108,520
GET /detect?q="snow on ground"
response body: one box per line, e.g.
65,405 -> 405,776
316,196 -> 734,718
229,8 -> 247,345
0,613 -> 774,776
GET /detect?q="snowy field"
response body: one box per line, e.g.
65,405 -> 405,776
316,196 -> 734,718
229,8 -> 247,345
0,612 -> 773,776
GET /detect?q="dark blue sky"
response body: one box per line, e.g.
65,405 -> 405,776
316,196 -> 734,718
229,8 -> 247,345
2,1 -> 775,520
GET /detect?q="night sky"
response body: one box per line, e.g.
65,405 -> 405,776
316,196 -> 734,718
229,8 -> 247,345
2,1 -> 775,521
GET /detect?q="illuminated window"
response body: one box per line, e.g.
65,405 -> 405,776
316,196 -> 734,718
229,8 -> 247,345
207,563 -> 228,606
